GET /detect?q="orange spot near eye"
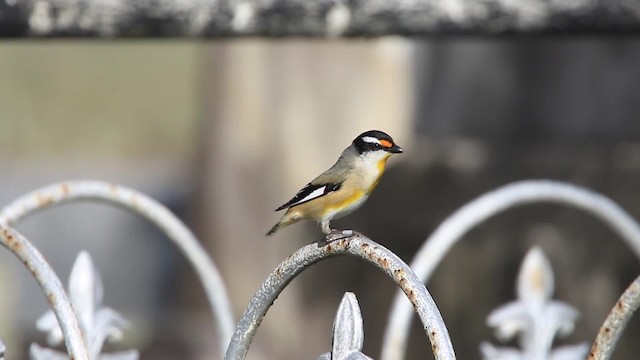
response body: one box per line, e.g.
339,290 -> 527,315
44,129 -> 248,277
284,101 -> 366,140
380,139 -> 392,148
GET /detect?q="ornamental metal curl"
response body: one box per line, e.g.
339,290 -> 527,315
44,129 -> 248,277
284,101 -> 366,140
382,180 -> 640,360
0,181 -> 234,358
225,234 -> 455,360
0,226 -> 88,360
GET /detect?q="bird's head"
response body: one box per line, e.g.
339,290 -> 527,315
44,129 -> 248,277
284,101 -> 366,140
352,130 -> 403,156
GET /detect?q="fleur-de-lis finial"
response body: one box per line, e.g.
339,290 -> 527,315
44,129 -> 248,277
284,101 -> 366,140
481,247 -> 589,360
30,251 -> 139,360
318,292 -> 373,360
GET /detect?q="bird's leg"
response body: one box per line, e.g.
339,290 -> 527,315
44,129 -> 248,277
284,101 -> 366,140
320,219 -> 332,235
319,220 -> 359,242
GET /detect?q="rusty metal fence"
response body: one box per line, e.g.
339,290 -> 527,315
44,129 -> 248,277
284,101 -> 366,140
0,180 -> 639,359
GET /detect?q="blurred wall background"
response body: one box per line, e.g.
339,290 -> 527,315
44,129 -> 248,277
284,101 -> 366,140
0,38 -> 640,359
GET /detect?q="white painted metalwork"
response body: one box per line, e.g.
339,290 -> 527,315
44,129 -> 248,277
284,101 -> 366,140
0,181 -> 234,358
30,251 -> 138,360
225,235 -> 456,360
480,247 -> 588,360
0,226 -> 88,360
318,292 -> 373,360
382,180 -> 640,360
589,275 -> 640,360
2,179 -> 640,360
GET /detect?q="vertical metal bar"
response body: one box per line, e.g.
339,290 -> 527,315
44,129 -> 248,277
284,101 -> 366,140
0,226 -> 88,360
225,235 -> 456,360
382,180 -> 640,360
589,275 -> 640,360
0,181 -> 235,358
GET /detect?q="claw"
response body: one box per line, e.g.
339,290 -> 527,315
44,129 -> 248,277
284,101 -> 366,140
324,229 -> 357,242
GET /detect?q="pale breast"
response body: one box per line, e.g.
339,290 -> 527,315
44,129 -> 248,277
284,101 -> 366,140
353,151 -> 390,193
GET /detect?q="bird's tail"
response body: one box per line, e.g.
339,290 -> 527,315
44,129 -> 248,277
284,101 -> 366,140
266,222 -> 283,236
266,212 -> 300,236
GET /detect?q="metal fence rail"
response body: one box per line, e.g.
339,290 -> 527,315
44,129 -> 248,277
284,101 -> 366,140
225,235 -> 455,360
0,179 -> 639,359
0,181 -> 235,359
382,180 -> 640,360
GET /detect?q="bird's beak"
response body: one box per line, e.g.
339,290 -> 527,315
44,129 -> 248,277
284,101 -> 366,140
387,144 -> 403,154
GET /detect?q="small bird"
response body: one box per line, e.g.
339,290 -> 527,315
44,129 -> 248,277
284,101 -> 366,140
266,130 -> 403,241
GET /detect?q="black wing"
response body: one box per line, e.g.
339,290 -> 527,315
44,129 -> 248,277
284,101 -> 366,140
275,182 -> 341,211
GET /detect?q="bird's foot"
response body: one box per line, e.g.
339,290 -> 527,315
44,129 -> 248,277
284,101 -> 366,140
324,229 -> 358,242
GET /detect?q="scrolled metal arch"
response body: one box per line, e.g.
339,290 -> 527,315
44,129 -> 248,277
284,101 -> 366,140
381,180 -> 640,360
224,235 -> 456,360
0,180 -> 235,359
0,226 -> 88,360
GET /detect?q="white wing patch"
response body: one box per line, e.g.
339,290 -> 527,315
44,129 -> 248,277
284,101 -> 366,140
361,136 -> 381,145
292,186 -> 326,206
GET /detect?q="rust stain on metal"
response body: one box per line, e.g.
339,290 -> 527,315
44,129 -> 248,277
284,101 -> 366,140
47,291 -> 57,304
3,229 -> 20,250
407,289 -> 416,302
60,182 -> 70,195
393,268 -> 405,282
26,261 -> 38,278
9,238 -> 20,250
36,193 -> 54,207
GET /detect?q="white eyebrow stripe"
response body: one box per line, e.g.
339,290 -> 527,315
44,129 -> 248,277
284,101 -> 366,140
361,136 -> 381,144
293,186 -> 326,205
